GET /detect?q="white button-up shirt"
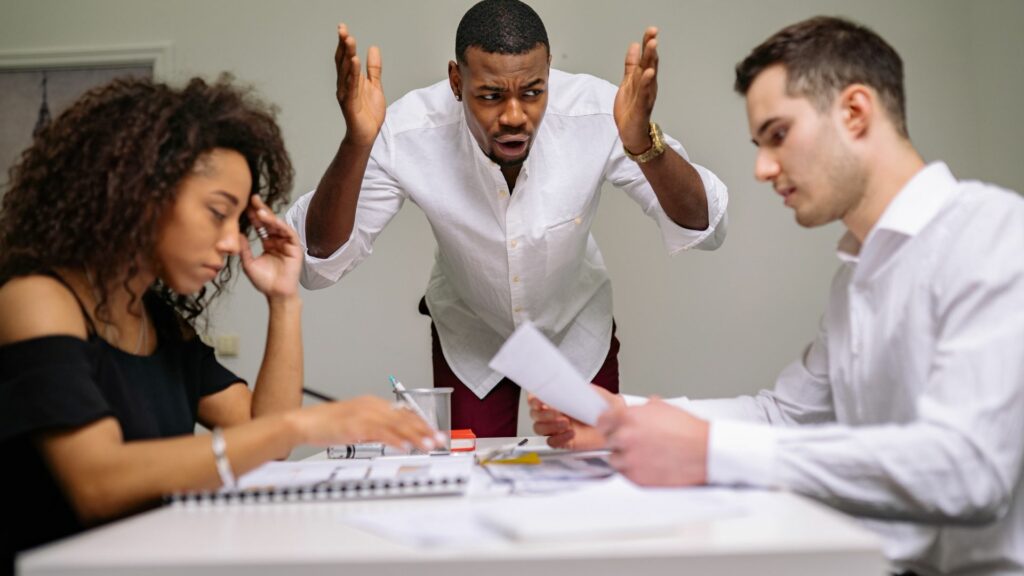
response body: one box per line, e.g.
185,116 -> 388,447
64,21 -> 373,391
287,69 -> 728,398
652,163 -> 1024,575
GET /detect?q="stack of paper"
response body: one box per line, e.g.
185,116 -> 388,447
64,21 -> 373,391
476,476 -> 744,541
347,476 -> 744,545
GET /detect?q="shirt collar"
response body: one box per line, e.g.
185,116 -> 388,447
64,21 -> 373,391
873,161 -> 958,237
837,161 -> 958,262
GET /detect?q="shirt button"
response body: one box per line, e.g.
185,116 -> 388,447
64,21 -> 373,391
510,240 -> 518,248
574,217 -> 582,225
513,306 -> 523,313
512,275 -> 520,283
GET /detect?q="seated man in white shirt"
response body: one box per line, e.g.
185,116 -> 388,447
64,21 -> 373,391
286,0 -> 727,436
530,16 -> 1024,575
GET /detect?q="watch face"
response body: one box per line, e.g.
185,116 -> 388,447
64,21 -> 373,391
624,122 -> 665,163
639,123 -> 665,162
651,123 -> 664,148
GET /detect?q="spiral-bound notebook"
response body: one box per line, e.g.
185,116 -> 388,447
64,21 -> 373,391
167,454 -> 473,505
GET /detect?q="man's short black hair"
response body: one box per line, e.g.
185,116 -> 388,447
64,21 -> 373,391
455,0 -> 549,63
735,16 -> 908,138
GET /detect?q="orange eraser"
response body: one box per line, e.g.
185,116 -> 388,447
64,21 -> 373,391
450,429 -> 476,452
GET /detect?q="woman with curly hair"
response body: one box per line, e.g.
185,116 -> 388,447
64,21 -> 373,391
0,76 -> 438,571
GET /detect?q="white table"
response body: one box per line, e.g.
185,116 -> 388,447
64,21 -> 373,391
18,438 -> 886,576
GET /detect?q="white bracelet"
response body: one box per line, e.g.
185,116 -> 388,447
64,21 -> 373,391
211,427 -> 236,488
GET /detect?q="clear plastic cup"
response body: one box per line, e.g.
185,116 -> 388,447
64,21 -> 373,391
396,387 -> 453,453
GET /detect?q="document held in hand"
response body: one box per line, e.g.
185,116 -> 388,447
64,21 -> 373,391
488,321 -> 609,425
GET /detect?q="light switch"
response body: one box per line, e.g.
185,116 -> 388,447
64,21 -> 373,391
215,334 -> 240,357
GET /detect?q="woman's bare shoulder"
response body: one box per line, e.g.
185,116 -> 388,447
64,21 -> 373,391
0,274 -> 90,346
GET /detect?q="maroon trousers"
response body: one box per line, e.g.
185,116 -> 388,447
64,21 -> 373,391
429,321 -> 620,438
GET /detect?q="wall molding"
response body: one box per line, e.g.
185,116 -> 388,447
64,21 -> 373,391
0,43 -> 173,79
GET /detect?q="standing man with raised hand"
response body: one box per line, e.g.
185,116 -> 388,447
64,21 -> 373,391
531,16 -> 1024,575
287,0 -> 728,437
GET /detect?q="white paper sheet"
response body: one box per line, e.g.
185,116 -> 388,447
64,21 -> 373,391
236,460 -> 370,490
488,321 -> 609,425
483,450 -> 616,494
477,476 -> 745,541
233,455 -> 473,489
350,476 -> 746,547
347,504 -> 506,548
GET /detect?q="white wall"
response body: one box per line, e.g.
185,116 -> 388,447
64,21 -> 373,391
2,0 -> 1021,436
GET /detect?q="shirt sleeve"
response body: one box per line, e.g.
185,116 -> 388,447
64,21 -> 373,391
623,330 -> 834,489
603,129 -> 728,253
285,125 -> 407,290
630,318 -> 837,425
0,336 -> 112,441
193,337 -> 244,398
706,232 -> 1024,525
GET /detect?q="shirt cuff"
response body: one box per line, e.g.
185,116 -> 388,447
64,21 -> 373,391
621,394 -> 692,410
622,393 -> 648,407
285,192 -> 359,290
707,420 -> 779,489
662,163 -> 729,253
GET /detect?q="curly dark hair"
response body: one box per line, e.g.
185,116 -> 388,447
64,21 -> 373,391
0,74 -> 293,325
455,0 -> 549,63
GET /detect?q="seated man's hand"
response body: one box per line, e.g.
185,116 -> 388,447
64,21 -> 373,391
597,398 -> 709,487
528,385 -> 624,450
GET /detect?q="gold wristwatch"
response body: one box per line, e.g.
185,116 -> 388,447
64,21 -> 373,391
623,121 -> 666,164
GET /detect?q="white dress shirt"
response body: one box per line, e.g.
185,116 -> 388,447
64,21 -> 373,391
287,69 -> 728,399
644,163 -> 1024,575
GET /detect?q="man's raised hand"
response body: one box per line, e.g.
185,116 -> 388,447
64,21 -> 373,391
334,22 -> 386,147
614,27 -> 660,154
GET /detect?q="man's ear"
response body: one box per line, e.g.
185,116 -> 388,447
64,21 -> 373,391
837,84 -> 874,140
448,60 -> 462,101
